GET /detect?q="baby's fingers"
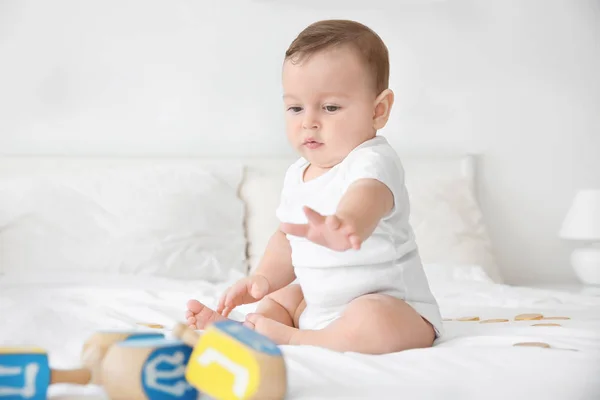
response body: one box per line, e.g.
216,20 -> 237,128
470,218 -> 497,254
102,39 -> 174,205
216,288 -> 230,314
224,283 -> 246,310
222,306 -> 233,318
216,285 -> 235,314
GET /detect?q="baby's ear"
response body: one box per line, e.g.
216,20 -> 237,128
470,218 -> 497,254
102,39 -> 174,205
372,89 -> 394,130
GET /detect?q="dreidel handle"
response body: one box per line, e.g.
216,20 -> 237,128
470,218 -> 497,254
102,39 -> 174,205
172,323 -> 200,347
51,368 -> 92,385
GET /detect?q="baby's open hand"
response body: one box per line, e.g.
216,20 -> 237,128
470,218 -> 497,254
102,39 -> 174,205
279,206 -> 362,251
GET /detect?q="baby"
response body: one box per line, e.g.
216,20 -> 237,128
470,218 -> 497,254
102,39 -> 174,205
185,19 -> 443,354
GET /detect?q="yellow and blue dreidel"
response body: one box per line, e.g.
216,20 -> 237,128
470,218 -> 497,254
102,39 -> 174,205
0,347 -> 91,400
173,320 -> 287,400
100,337 -> 197,400
81,330 -> 164,384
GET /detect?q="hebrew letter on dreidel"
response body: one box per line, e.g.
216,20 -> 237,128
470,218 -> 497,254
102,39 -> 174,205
144,351 -> 193,397
197,348 -> 250,398
0,348 -> 89,400
101,338 -> 197,400
0,362 -> 39,398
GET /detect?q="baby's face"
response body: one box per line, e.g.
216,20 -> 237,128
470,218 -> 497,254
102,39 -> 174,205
282,46 -> 378,168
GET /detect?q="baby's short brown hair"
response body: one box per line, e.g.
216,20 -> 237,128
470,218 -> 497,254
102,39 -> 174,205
285,19 -> 390,95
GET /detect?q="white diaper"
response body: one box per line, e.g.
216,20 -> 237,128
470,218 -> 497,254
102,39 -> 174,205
295,250 -> 444,337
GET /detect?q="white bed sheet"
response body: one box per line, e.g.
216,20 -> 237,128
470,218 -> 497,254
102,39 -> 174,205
1,273 -> 599,400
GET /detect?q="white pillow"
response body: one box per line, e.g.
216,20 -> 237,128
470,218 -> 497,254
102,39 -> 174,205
239,159 -> 292,272
0,164 -> 246,281
241,158 -> 502,283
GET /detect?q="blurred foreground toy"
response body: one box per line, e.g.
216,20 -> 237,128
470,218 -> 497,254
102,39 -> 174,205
173,320 -> 286,400
0,347 -> 91,400
1,330 -> 167,399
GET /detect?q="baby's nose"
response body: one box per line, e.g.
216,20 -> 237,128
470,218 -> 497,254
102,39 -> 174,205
302,114 -> 320,130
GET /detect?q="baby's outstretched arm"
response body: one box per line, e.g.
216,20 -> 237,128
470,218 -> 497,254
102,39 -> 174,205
280,179 -> 393,251
336,178 -> 393,243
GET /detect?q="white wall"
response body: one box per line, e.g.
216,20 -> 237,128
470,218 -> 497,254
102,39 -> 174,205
1,0 -> 599,284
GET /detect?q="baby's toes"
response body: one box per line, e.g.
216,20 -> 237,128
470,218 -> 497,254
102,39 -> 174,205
185,310 -> 194,319
349,234 -> 362,250
187,316 -> 197,328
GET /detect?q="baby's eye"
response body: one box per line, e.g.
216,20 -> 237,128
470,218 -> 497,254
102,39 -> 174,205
287,106 -> 303,113
324,105 -> 340,112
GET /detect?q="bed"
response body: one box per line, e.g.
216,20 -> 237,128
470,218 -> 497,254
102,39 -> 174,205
1,153 -> 599,400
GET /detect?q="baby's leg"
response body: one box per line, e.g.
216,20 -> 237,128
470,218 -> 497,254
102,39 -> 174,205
246,293 -> 435,353
297,294 -> 435,353
186,284 -> 305,330
249,283 -> 306,328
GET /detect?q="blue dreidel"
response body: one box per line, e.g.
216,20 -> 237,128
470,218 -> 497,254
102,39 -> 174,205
81,330 -> 164,384
100,338 -> 197,400
173,321 -> 286,400
0,347 -> 91,400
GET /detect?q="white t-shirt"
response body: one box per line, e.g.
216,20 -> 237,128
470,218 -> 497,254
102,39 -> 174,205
276,136 -> 417,269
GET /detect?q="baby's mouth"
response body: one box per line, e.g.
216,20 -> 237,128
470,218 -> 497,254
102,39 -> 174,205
303,139 -> 323,149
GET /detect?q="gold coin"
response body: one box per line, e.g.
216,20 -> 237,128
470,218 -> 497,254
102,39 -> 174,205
457,316 -> 480,321
513,342 -> 550,348
479,319 -> 509,323
543,316 -> 570,320
532,323 -> 561,327
514,313 -> 544,321
137,322 -> 165,329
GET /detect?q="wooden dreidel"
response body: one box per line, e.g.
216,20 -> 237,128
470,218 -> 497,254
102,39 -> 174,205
81,330 -> 164,384
100,337 -> 197,400
173,320 -> 287,400
0,347 -> 91,400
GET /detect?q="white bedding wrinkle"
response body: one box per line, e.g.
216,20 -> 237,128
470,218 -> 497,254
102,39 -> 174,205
0,273 -> 599,400
0,163 -> 247,280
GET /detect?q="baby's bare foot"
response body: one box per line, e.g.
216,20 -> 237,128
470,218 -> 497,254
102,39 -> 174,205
244,313 -> 297,345
185,299 -> 227,329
